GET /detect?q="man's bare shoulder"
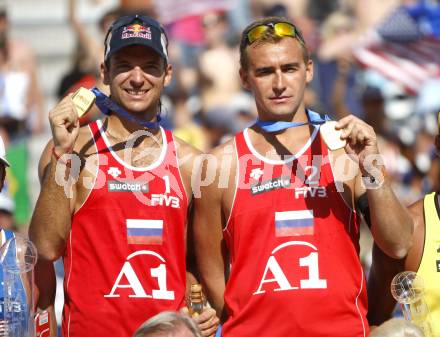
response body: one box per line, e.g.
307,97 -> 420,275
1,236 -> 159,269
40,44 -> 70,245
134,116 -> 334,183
170,134 -> 204,198
209,138 -> 237,189
408,198 -> 424,220
408,198 -> 425,235
210,137 -> 236,160
173,134 -> 202,157
172,134 -> 201,178
204,138 -> 237,182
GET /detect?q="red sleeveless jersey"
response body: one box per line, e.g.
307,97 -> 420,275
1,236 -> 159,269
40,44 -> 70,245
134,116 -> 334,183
62,120 -> 188,337
222,127 -> 368,337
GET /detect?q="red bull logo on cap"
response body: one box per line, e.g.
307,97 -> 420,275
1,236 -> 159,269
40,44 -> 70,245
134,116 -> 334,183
122,23 -> 152,40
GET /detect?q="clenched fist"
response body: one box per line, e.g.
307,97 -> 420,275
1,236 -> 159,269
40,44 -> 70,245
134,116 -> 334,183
49,94 -> 79,155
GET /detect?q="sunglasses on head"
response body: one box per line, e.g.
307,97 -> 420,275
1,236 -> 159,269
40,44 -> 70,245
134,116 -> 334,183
246,22 -> 305,45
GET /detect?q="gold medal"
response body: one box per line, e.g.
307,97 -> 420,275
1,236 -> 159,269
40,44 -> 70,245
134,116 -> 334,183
320,121 -> 346,150
71,87 -> 96,117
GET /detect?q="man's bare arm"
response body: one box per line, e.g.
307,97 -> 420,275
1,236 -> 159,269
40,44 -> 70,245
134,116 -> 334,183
29,95 -> 80,336
30,147 -> 75,260
354,167 -> 413,259
33,259 -> 58,335
68,0 -> 102,69
29,144 -> 75,337
193,147 -> 231,321
367,199 -> 424,325
175,137 -> 202,282
176,138 -> 220,336
330,58 -> 352,119
30,94 -> 80,261
367,243 -> 403,325
24,45 -> 45,134
337,115 -> 413,259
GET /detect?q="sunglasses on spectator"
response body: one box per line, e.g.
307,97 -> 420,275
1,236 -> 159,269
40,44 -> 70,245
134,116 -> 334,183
246,22 -> 305,45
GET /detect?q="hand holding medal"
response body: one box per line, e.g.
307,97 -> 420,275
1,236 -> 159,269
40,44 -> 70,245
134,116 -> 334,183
71,87 -> 96,117
320,121 -> 346,150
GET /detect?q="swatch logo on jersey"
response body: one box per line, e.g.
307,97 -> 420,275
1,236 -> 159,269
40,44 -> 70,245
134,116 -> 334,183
275,210 -> 314,236
108,180 -> 149,193
126,219 -> 163,245
250,176 -> 291,196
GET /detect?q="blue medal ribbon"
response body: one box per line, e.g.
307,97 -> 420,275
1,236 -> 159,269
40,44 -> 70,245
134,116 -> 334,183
256,109 -> 330,132
91,87 -> 161,129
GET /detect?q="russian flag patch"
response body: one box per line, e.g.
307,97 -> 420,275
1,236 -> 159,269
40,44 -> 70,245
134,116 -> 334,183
126,219 -> 163,245
275,210 -> 314,237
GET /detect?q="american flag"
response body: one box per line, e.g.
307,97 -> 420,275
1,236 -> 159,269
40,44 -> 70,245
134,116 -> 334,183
352,8 -> 440,95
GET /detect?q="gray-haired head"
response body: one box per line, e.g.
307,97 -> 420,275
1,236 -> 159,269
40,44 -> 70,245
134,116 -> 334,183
369,318 -> 425,337
133,312 -> 202,337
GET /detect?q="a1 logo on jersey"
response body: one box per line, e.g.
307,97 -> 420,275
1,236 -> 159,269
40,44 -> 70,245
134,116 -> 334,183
104,250 -> 175,300
253,240 -> 327,296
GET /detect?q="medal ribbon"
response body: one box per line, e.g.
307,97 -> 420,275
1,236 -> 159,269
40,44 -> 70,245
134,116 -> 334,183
91,87 -> 161,129
256,109 -> 330,133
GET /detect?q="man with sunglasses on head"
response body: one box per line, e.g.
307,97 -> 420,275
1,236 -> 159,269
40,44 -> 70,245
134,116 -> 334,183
193,17 -> 413,336
29,15 -> 218,337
